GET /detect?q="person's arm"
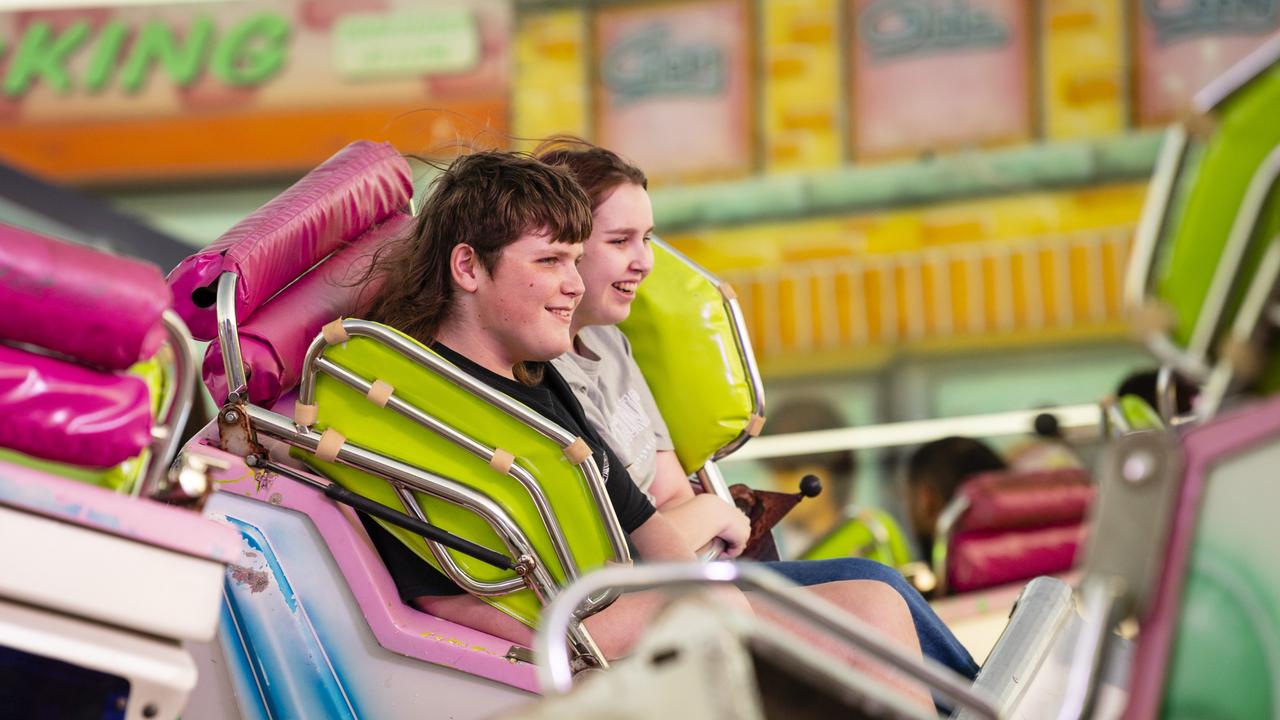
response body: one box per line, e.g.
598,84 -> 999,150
648,449 -> 695,508
580,512 -> 755,657
650,450 -> 749,557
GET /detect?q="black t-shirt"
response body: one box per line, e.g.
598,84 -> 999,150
362,343 -> 656,601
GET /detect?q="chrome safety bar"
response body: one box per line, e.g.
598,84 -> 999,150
1122,125 -> 1187,312
1198,231 -> 1280,418
214,271 -> 248,402
244,404 -> 610,667
137,310 -> 198,498
535,562 -> 1000,720
315,356 -> 583,587
291,317 -> 629,571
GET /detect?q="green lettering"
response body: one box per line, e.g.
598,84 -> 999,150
84,21 -> 130,92
211,13 -> 289,87
4,21 -> 91,97
120,18 -> 213,93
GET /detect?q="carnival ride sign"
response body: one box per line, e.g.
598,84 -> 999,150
0,1 -> 509,182
849,0 -> 1033,161
1132,0 -> 1280,125
593,0 -> 753,183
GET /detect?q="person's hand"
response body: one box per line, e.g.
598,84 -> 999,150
715,500 -> 751,558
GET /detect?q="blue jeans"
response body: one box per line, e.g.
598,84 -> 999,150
758,558 -> 980,681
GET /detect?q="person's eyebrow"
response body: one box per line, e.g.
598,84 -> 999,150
600,223 -> 655,235
542,244 -> 582,259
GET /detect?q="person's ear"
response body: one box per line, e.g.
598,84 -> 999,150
919,485 -> 941,516
450,243 -> 481,293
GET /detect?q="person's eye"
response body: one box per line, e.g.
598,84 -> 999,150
538,257 -> 558,266
642,235 -> 652,245
574,255 -> 584,265
609,237 -> 628,246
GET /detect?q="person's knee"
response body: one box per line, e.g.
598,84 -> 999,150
836,557 -> 907,588
815,579 -> 913,631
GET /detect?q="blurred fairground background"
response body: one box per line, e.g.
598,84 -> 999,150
2,0 -> 1276,557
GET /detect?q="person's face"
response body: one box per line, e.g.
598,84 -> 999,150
573,183 -> 654,329
473,229 -> 585,367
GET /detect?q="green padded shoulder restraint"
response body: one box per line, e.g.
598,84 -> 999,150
1157,62 -> 1280,351
301,324 -> 617,627
1118,394 -> 1164,431
618,238 -> 763,474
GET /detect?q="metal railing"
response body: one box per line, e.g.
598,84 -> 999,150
721,403 -> 1101,463
721,228 -> 1134,360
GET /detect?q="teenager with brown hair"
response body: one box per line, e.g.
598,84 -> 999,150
354,149 -> 932,707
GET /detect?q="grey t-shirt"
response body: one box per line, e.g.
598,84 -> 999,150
551,325 -> 674,501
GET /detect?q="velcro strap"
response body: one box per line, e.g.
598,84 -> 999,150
1128,302 -> 1174,337
562,437 -> 592,464
294,403 -> 319,426
745,414 -> 766,437
720,282 -> 737,301
315,428 -> 346,462
366,379 -> 394,407
489,448 -> 515,474
322,319 -> 350,345
1220,337 -> 1262,380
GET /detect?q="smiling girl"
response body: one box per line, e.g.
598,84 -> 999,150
538,139 -> 979,683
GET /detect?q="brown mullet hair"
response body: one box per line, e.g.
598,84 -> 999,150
359,150 -> 593,384
533,136 -> 648,211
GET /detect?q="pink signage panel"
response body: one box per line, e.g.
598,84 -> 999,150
593,0 -> 754,182
1132,0 -> 1280,125
849,0 -> 1033,161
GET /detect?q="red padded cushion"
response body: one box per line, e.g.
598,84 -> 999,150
949,524 -> 1087,594
956,467 -> 1094,532
947,468 -> 1094,593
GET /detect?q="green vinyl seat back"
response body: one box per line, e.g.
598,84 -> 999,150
618,237 -> 764,475
800,507 -> 912,568
1149,51 -> 1280,381
302,323 -> 618,627
0,352 -> 169,494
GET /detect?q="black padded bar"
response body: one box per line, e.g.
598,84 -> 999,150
261,458 -> 515,571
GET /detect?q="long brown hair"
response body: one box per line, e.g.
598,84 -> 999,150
359,150 -> 592,381
533,136 -> 648,211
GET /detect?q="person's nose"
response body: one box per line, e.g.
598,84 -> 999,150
563,264 -> 584,298
632,243 -> 654,277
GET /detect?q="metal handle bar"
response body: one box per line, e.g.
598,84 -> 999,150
534,561 -> 1000,720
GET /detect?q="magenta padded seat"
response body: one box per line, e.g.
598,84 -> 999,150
946,468 -> 1095,594
167,141 -> 413,341
0,223 -> 170,371
202,213 -> 412,405
0,344 -> 152,468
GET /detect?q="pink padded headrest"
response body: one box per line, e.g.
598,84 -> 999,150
167,141 -> 413,341
202,213 -> 412,405
949,524 -> 1087,594
955,468 -> 1094,533
0,224 -> 170,370
0,344 -> 152,468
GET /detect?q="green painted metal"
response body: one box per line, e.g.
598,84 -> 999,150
303,326 -> 615,627
649,132 -> 1164,231
619,241 -> 758,474
1118,395 -> 1164,431
1156,63 -> 1280,350
799,507 -> 912,568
